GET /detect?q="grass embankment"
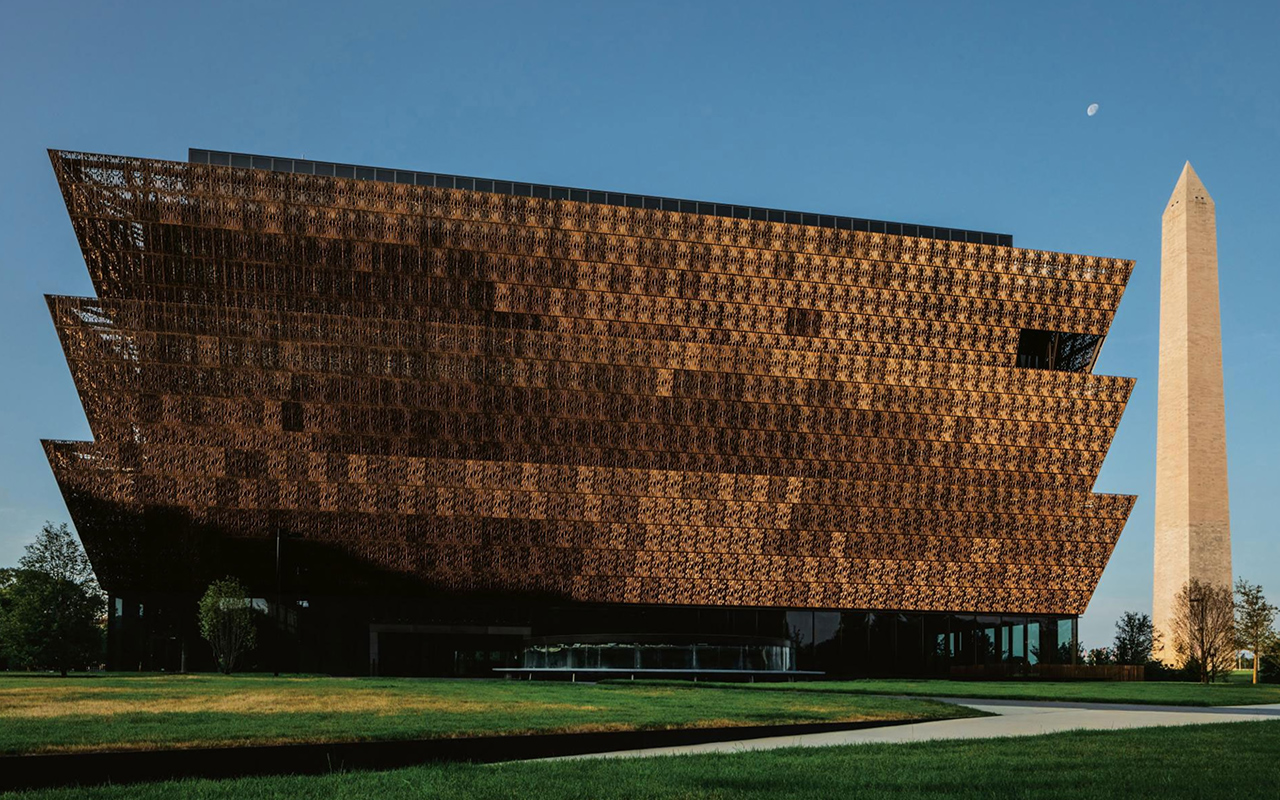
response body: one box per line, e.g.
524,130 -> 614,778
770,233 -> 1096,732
6,719 -> 1279,800
623,677 -> 1280,707
0,675 -> 975,755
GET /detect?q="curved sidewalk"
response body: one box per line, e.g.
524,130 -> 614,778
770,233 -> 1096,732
553,698 -> 1280,760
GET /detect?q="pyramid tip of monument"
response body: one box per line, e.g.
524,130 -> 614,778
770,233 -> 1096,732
1167,161 -> 1212,208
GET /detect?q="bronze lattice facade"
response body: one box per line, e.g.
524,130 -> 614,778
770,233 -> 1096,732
44,148 -> 1134,675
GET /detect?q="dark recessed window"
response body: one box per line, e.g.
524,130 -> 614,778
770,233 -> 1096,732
356,167 -> 376,181
375,169 -> 394,182
533,185 -> 551,199
570,189 -> 588,203
231,154 -> 252,169
395,171 -> 415,184
495,181 -> 513,194
455,178 -> 475,191
335,165 -> 355,179
786,307 -> 823,338
1016,329 -> 1101,373
551,187 -> 569,201
315,162 -> 335,177
475,179 -> 493,193
210,152 -> 231,166
252,156 -> 272,170
282,401 -> 305,432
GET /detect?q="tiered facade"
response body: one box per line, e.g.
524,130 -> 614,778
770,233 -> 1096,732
44,149 -> 1135,674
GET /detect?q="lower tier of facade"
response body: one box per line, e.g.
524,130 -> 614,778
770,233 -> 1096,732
107,593 -> 1079,677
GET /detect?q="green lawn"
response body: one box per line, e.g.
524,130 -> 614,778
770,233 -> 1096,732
0,675 -> 975,755
5,719 -> 1278,799
621,677 -> 1280,706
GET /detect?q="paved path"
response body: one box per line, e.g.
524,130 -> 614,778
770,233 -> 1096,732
554,698 -> 1280,760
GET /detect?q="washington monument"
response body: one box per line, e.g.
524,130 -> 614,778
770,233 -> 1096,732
1153,163 -> 1232,661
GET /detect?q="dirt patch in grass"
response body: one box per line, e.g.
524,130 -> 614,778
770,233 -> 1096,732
0,686 -> 603,719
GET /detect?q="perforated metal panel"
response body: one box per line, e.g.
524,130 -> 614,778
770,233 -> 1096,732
44,150 -> 1135,614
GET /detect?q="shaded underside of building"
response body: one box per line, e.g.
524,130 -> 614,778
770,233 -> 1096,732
44,148 -> 1135,676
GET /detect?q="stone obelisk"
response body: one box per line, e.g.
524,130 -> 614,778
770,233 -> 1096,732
1153,163 -> 1232,661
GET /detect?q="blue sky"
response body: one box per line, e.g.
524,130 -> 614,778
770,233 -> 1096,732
1,1 -> 1277,649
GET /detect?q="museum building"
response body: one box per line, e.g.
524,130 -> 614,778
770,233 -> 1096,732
44,148 -> 1135,676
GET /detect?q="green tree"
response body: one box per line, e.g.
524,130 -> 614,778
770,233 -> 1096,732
0,523 -> 105,675
0,568 -> 18,670
1112,611 -> 1157,665
19,522 -> 102,597
1085,646 -> 1114,666
198,577 -> 257,674
1234,578 -> 1278,685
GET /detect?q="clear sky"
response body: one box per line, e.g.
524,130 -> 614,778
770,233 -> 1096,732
1,1 -> 1277,649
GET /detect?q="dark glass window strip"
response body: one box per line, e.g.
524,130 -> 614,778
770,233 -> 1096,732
189,148 -> 1013,248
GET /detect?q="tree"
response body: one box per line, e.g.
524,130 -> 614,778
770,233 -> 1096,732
1234,578 -> 1279,685
1171,578 -> 1236,683
198,577 -> 257,674
0,523 -> 105,675
0,568 -> 17,670
1112,611 -> 1157,666
19,522 -> 102,598
1085,646 -> 1114,666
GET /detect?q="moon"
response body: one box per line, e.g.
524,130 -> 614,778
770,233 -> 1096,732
1087,103 -> 1099,117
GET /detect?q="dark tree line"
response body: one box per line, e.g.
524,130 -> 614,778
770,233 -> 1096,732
1101,579 -> 1279,684
0,522 -> 105,675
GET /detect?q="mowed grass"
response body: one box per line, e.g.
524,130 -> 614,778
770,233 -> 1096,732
0,675 -> 976,755
6,719 -> 1279,800
625,677 -> 1280,706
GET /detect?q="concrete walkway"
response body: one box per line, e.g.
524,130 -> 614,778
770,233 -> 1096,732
555,698 -> 1280,760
